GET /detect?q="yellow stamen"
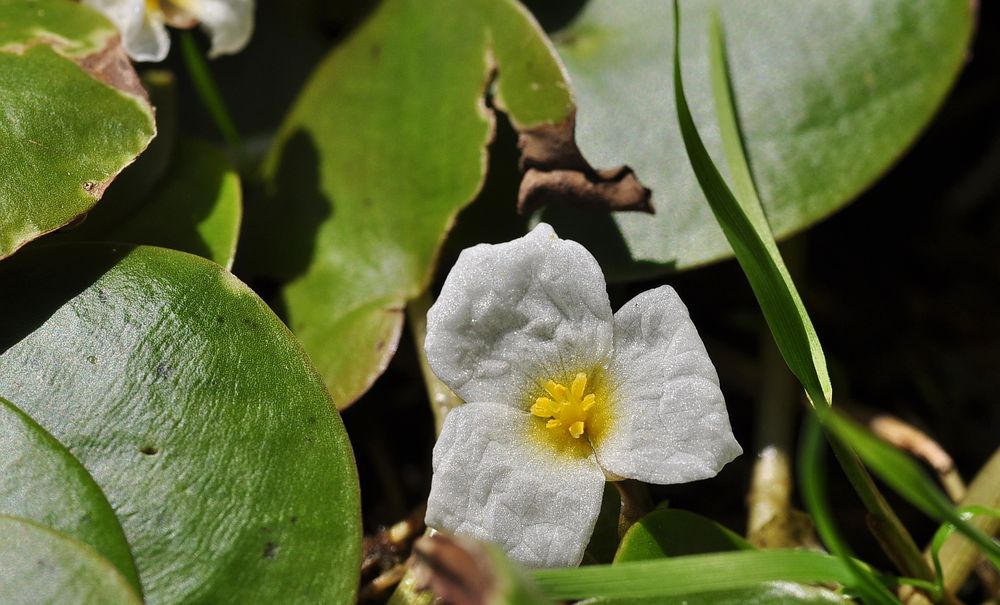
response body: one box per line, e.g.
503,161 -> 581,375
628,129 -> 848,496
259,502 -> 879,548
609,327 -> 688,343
530,372 -> 599,440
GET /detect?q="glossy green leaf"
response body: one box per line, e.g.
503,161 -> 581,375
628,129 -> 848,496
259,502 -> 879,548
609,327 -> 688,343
614,507 -> 750,563
532,550 -> 855,600
0,515 -> 142,605
253,0 -> 574,408
0,0 -> 156,260
545,0 -> 973,279
0,397 -> 140,592
0,244 -> 361,604
578,582 -> 851,605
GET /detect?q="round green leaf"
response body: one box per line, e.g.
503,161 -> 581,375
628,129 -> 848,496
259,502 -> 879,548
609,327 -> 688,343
0,515 -> 142,605
545,0 -> 974,279
252,0 -> 574,408
0,397 -> 140,592
0,244 -> 361,604
615,507 -> 751,563
0,0 -> 156,260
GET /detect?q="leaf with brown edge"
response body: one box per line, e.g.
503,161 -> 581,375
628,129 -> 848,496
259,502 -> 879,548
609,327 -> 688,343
0,0 -> 155,260
249,0 -> 641,409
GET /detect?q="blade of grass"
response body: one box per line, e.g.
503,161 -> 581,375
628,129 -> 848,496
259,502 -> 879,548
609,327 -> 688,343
532,550 -> 855,600
930,505 -> 1000,595
826,413 -> 1000,568
707,13 -> 831,406
679,2 -> 931,582
799,415 -> 903,605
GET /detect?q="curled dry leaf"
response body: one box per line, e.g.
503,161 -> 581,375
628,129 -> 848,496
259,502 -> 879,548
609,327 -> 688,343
411,534 -> 499,605
516,113 -> 652,214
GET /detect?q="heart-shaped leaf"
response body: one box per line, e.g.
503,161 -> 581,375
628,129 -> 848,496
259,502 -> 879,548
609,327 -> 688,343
0,515 -> 142,605
0,396 -> 140,592
544,0 -> 974,279
250,0 -> 582,408
0,244 -> 361,604
0,0 -> 156,260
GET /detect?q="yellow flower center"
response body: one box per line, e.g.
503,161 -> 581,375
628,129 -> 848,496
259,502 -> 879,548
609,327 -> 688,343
530,373 -> 597,440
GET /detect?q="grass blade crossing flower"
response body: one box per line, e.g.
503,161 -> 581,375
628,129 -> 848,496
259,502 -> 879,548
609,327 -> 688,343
423,223 -> 742,568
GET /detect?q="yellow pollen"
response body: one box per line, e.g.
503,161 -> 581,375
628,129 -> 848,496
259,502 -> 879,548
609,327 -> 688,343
530,372 -> 597,439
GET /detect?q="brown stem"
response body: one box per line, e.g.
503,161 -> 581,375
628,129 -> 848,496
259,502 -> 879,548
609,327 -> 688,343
614,479 -> 653,538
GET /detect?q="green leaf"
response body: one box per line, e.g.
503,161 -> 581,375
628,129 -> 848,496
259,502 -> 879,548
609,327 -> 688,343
545,0 -> 973,279
825,412 -> 1000,568
0,244 -> 361,604
0,515 -> 142,605
0,397 -> 140,592
0,0 -> 156,260
798,415 -> 901,605
578,582 -> 852,605
614,507 -> 750,563
60,138 -> 242,269
670,3 -> 829,407
111,138 -> 242,268
532,550 -> 855,600
252,0 -> 575,408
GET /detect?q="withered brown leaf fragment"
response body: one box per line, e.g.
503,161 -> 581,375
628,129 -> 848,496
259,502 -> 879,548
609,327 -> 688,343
517,112 -> 653,215
411,534 -> 498,605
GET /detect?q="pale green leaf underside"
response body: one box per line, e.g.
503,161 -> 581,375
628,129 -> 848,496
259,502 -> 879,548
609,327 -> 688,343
0,244 -> 361,604
0,515 -> 142,605
0,396 -> 140,592
546,0 -> 973,279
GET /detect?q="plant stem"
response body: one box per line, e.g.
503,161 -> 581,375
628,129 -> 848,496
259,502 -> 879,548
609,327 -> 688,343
825,431 -> 936,583
179,31 -> 246,165
406,290 -> 462,435
614,480 -> 653,538
747,241 -> 803,548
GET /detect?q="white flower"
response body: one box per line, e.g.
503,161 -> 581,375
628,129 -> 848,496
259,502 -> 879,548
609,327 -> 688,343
424,223 -> 742,569
83,0 -> 254,62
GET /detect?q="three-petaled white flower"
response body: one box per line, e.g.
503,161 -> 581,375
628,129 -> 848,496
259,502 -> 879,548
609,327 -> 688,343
83,0 -> 254,62
424,223 -> 742,568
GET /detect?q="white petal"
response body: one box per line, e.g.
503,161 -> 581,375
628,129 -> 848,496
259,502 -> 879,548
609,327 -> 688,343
84,0 -> 170,62
595,286 -> 742,484
425,223 -> 614,408
426,402 -> 606,568
186,0 -> 255,58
